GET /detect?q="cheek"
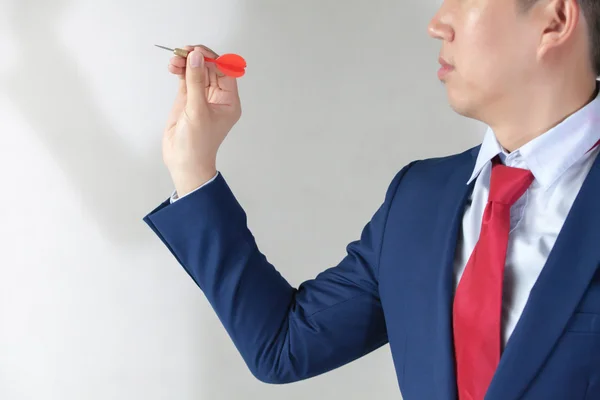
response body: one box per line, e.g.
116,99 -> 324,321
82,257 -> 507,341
458,34 -> 506,87
458,15 -> 526,86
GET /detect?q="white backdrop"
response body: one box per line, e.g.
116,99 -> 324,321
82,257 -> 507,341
0,0 -> 483,398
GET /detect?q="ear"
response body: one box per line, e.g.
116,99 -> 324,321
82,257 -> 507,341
536,0 -> 581,60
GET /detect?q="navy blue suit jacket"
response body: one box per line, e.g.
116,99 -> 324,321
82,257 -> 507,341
144,145 -> 600,399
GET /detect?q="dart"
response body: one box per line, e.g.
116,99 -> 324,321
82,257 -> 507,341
155,44 -> 246,78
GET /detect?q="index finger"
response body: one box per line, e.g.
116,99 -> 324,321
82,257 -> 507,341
194,44 -> 219,58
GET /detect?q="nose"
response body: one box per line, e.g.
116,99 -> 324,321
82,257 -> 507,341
427,8 -> 454,41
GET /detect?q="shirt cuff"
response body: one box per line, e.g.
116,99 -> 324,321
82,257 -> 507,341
170,171 -> 220,203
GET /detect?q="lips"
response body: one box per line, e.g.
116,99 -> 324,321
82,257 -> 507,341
437,57 -> 454,80
438,56 -> 453,69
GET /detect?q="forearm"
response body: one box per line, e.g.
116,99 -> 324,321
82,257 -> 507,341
145,173 -> 297,375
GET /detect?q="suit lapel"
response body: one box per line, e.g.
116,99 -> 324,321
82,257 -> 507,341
486,152 -> 600,400
433,147 -> 478,400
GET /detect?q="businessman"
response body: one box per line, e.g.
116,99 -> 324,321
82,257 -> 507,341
144,0 -> 600,398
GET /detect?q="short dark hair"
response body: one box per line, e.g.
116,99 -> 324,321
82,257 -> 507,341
518,0 -> 600,76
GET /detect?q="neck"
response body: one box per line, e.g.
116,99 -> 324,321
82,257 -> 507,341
487,78 -> 598,153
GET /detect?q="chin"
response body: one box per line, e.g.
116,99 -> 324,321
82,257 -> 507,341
445,84 -> 478,119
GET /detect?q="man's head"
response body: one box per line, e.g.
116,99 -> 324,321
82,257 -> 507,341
428,0 -> 599,125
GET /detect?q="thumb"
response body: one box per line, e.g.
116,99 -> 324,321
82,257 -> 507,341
185,48 -> 209,117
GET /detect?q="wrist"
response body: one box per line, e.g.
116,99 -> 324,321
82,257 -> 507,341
171,167 -> 217,198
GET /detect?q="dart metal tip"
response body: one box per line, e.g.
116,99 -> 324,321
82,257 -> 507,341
155,44 -> 174,51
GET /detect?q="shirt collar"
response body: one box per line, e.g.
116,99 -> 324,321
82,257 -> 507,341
468,83 -> 600,189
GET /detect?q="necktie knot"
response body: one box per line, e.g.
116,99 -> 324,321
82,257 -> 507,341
488,157 -> 534,206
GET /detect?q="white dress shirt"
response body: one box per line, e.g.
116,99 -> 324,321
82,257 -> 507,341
455,90 -> 600,347
169,88 -> 600,348
170,173 -> 219,203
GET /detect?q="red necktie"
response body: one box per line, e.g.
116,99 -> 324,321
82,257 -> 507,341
452,156 -> 534,400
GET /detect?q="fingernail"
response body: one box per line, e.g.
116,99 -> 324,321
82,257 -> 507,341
190,51 -> 204,68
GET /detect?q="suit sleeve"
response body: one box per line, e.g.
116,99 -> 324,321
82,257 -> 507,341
143,163 -> 415,384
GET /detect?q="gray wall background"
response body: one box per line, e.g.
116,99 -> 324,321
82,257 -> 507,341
0,0 -> 484,398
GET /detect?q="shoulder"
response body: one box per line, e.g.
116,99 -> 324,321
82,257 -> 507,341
385,144 -> 480,199
411,144 -> 479,174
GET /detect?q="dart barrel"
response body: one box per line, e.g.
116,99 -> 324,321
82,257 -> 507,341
174,48 -> 190,58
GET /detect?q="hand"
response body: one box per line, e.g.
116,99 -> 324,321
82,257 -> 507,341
163,44 -> 242,197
